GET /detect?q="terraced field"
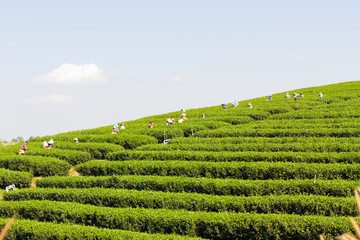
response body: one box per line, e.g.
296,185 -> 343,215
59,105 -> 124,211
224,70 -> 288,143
1,81 -> 360,239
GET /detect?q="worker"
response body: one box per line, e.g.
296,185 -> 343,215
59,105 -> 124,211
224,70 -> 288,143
19,141 -> 28,155
232,100 -> 239,107
148,122 -> 153,128
285,93 -> 291,99
73,138 -> 79,143
319,92 -> 323,98
294,94 -> 299,101
181,113 -> 188,121
48,139 -> 54,148
120,123 -> 125,129
222,103 -> 228,109
300,92 -> 304,97
202,114 -> 206,118
43,141 -> 48,149
112,123 -> 119,134
268,95 -> 272,100
248,103 -> 252,109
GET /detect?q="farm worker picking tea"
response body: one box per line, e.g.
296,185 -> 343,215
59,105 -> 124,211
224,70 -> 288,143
43,141 -> 48,149
248,103 -> 252,109
166,118 -> 175,125
48,139 -> 54,148
222,103 -> 228,109
268,95 -> 272,100
181,112 -> 187,120
178,115 -> 188,123
232,100 -> 239,107
19,141 -> 28,155
148,122 -> 153,128
285,93 -> 291,98
73,138 -> 79,143
202,114 -> 206,118
112,123 -> 119,134
120,123 -> 125,130
319,92 -> 323,98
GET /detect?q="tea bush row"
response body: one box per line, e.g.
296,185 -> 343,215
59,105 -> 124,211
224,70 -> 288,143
4,187 -> 357,217
33,133 -> 157,149
0,168 -> 32,188
36,175 -> 359,197
0,200 -> 353,240
194,127 -> 360,138
0,155 -> 70,176
0,218 -> 200,240
55,141 -> 124,159
26,148 -> 91,165
137,142 -> 360,153
244,119 -> 360,129
170,136 -> 360,145
76,160 -> 360,180
268,109 -> 360,119
106,150 -> 360,164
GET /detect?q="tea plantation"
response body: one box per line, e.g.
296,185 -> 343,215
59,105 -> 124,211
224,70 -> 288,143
1,81 -> 360,239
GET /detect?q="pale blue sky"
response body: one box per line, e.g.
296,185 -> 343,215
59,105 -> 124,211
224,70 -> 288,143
1,1 -> 359,140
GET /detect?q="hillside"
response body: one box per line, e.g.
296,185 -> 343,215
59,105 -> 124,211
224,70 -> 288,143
0,81 -> 360,239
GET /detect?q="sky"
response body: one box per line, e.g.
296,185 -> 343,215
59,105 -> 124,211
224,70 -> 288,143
1,1 -> 360,141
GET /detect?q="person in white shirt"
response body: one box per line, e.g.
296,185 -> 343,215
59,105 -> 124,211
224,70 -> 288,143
48,139 -> 54,148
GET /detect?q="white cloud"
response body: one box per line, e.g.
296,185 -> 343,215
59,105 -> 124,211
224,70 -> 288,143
171,75 -> 193,83
127,72 -> 134,78
24,94 -> 75,104
33,63 -> 108,85
291,54 -> 309,62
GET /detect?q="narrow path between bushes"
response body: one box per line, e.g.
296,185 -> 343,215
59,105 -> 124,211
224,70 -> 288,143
69,167 -> 80,176
31,177 -> 42,188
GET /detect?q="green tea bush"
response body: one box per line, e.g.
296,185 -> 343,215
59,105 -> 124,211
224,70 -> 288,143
106,150 -> 360,164
55,141 -> 124,159
36,175 -> 359,197
76,160 -> 360,180
0,155 -> 70,176
33,133 -> 157,149
0,168 -> 32,188
137,142 -> 360,152
0,218 -> 201,240
202,116 -> 254,125
170,136 -> 360,145
0,200 -> 353,240
195,128 -> 360,138
269,109 -> 360,119
26,148 -> 91,165
4,188 -> 357,216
